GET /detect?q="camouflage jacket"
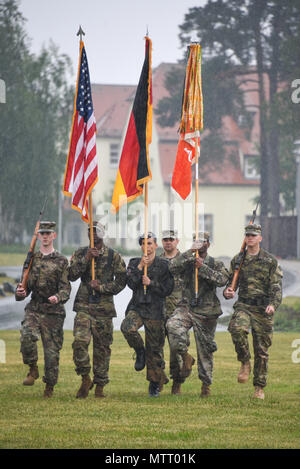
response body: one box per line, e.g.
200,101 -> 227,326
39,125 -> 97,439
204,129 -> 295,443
159,250 -> 183,318
17,250 -> 70,316
126,256 -> 174,320
227,248 -> 283,311
169,250 -> 229,318
68,245 -> 127,317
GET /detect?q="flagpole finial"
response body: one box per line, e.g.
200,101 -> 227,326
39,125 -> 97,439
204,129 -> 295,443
77,25 -> 85,42
146,25 -> 149,37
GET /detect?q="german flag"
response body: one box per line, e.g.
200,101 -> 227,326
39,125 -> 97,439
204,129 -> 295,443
111,37 -> 152,213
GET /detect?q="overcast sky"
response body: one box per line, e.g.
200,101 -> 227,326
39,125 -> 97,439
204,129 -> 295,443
19,0 -> 205,85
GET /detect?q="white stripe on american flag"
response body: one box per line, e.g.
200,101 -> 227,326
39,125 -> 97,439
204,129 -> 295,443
70,113 -> 97,216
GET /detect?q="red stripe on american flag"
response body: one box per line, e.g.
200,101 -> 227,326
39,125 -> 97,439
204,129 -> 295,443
65,113 -> 97,219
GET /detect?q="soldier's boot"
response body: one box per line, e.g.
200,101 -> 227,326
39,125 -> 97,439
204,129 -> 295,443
148,381 -> 160,398
95,385 -> 105,398
237,361 -> 251,383
76,374 -> 93,399
181,352 -> 195,378
171,381 -> 182,395
201,383 -> 211,398
254,386 -> 265,400
159,374 -> 169,392
134,347 -> 146,371
23,364 -> 39,386
43,384 -> 54,398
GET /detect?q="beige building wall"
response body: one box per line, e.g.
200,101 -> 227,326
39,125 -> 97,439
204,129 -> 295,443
166,185 -> 259,259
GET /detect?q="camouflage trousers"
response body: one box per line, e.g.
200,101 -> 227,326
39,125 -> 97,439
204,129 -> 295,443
228,308 -> 273,388
164,312 -> 190,382
20,309 -> 64,386
72,311 -> 113,386
121,310 -> 168,385
166,305 -> 217,385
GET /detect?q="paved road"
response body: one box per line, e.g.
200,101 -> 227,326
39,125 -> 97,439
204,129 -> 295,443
0,258 -> 299,331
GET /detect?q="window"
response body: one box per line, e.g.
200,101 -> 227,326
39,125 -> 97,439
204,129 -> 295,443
67,223 -> 81,245
244,154 -> 260,180
198,214 -> 213,242
109,143 -> 120,168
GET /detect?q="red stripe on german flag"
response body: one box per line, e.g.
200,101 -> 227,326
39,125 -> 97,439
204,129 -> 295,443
111,37 -> 152,213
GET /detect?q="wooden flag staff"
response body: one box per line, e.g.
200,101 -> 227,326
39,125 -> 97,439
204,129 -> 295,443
76,26 -> 95,282
194,137 -> 200,300
144,182 -> 149,294
89,194 -> 95,281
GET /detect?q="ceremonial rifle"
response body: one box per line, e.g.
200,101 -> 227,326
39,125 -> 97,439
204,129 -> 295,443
230,201 -> 259,291
20,197 -> 48,291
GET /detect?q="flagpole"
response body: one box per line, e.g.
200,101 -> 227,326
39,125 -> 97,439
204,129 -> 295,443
77,25 -> 85,42
76,25 -> 95,282
89,194 -> 95,281
194,137 -> 200,300
144,182 -> 148,294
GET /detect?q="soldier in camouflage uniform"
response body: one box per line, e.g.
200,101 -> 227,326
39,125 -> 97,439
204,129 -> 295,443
224,223 -> 283,400
167,232 -> 229,397
16,221 -> 71,398
68,222 -> 127,399
159,229 -> 184,387
121,232 -> 174,397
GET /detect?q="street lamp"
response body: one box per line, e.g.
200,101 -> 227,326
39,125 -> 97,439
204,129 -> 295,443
294,139 -> 300,259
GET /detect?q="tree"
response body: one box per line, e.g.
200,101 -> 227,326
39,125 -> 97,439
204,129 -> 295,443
0,0 -> 74,243
157,0 -> 300,217
155,51 -> 252,171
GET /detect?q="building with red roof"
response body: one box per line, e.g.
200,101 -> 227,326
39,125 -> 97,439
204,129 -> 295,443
67,63 -> 260,258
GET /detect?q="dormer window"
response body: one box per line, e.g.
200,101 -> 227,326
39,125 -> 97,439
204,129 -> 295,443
244,154 -> 260,180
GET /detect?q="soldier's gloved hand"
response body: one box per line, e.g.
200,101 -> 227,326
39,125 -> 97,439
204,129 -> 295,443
142,275 -> 151,286
89,279 -> 101,291
265,305 -> 275,315
195,256 -> 204,268
223,287 -> 235,299
16,283 -> 26,298
138,255 -> 151,270
191,240 -> 204,251
48,295 -> 59,304
86,248 -> 100,261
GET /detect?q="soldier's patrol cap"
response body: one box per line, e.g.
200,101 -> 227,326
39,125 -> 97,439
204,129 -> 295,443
162,229 -> 178,239
38,221 -> 56,233
245,223 -> 262,235
138,232 -> 157,245
88,221 -> 105,239
192,231 -> 210,241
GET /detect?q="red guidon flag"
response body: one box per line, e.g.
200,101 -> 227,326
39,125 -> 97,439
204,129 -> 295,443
111,37 -> 152,213
171,44 -> 203,199
171,137 -> 199,200
63,41 -> 98,222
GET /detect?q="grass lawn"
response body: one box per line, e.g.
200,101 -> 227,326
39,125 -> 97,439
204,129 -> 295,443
0,253 -> 25,267
0,330 -> 299,450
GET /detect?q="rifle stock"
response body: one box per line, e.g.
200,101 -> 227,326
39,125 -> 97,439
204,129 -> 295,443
230,240 -> 247,291
20,197 -> 47,291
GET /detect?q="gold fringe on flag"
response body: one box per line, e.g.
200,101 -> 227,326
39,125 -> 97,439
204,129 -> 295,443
179,44 -> 203,138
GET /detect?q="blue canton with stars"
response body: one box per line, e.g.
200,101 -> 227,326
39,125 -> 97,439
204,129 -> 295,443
76,46 -> 94,123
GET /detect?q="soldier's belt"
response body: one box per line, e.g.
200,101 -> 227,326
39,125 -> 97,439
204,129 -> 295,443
238,296 -> 270,307
31,293 -> 50,304
190,297 -> 204,307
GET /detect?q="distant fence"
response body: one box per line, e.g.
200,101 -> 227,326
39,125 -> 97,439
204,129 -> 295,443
261,216 -> 297,258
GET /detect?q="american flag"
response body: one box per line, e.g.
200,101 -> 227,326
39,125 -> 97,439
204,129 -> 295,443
63,41 -> 98,222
